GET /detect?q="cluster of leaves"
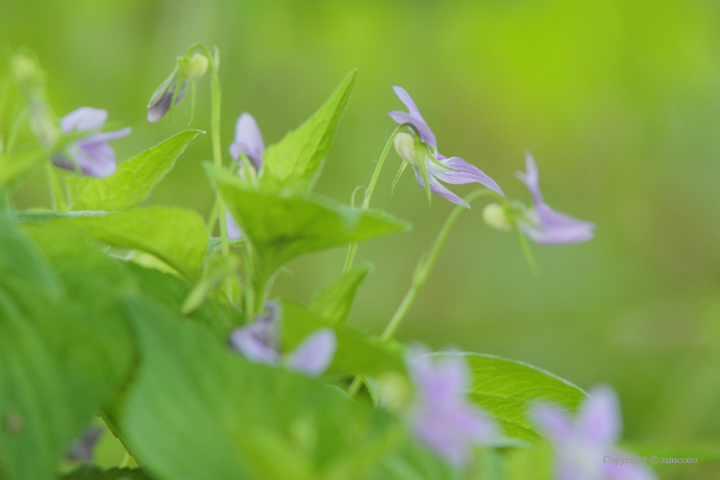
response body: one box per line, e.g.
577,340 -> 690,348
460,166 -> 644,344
0,54 -> 589,480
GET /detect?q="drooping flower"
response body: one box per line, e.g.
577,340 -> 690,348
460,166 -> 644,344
225,112 -> 266,239
389,86 -> 503,207
405,347 -> 498,466
229,301 -> 337,377
147,52 -> 209,123
51,107 -> 131,178
514,152 -> 595,245
531,385 -> 657,480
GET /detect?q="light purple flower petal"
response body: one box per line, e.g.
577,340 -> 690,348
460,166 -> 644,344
530,403 -> 574,444
579,385 -> 622,445
516,152 -> 595,245
430,155 -> 504,196
229,113 -> 265,169
413,168 -> 470,208
389,86 -> 437,150
228,301 -> 281,365
61,107 -> 108,134
229,326 -> 281,365
52,110 -> 131,178
405,348 -> 498,466
65,427 -> 104,462
286,328 -> 337,377
600,450 -> 658,480
226,211 -> 242,239
515,151 -> 543,205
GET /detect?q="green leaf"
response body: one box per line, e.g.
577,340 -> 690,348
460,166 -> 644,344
60,467 -> 155,480
310,262 -> 372,325
258,70 -> 357,195
369,440 -> 461,480
0,214 -> 133,480
66,130 -> 203,211
207,164 -> 410,291
0,146 -> 46,190
440,353 -> 587,441
125,262 -> 241,341
26,207 -> 208,281
117,297 -> 399,480
280,299 -> 405,378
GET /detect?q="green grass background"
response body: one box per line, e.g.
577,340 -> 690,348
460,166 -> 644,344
2,0 -> 720,477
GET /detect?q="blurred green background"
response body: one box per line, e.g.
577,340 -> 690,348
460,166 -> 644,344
2,0 -> 720,476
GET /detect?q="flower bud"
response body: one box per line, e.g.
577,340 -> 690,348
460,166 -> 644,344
482,203 -> 512,232
185,52 -> 209,82
394,132 -> 417,167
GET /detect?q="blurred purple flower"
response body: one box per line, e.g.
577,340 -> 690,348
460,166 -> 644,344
516,153 -> 595,245
51,107 -> 131,178
406,347 -> 498,466
225,112 -> 266,240
65,427 -> 103,462
230,112 -> 265,169
229,301 -> 336,377
147,52 -> 208,123
532,385 -> 657,480
389,86 -> 503,207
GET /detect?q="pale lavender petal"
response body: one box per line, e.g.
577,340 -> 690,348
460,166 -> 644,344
519,205 -> 595,245
228,301 -> 281,364
228,325 -> 281,365
530,403 -> 574,444
515,151 -> 543,205
406,350 -> 470,406
229,113 -> 265,169
388,110 -> 437,151
80,127 -> 132,144
413,168 -> 470,208
579,385 -> 622,445
430,155 -> 504,196
61,107 -> 107,134
226,211 -> 242,239
286,328 -> 337,377
393,86 -> 425,122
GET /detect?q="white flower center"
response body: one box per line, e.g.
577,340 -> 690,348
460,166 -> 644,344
482,203 -> 512,232
394,132 -> 418,167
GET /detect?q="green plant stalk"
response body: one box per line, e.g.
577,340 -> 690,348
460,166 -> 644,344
342,124 -> 403,274
380,188 -> 502,341
45,163 -> 67,212
348,188 -> 503,396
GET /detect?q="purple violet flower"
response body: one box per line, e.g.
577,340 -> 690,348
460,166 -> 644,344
531,385 -> 657,480
515,152 -> 595,245
225,112 -> 266,239
51,107 -> 131,178
147,52 -> 209,123
65,427 -> 104,462
389,86 -> 503,207
229,301 -> 337,377
405,347 -> 498,466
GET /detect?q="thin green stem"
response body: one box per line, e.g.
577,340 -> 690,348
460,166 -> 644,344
380,188 -> 502,341
45,164 -> 67,212
342,124 -> 403,274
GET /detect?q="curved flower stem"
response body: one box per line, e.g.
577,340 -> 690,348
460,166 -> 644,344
380,188 -> 504,341
348,188 -> 503,396
342,124 -> 403,274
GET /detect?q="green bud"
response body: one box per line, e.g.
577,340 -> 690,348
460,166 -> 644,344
185,52 -> 209,82
482,203 -> 512,232
393,132 -> 417,167
10,54 -> 42,86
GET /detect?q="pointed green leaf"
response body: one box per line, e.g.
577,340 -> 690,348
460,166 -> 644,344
207,164 -> 410,288
66,130 -> 203,211
24,207 -> 208,281
258,70 -> 357,195
310,262 -> 372,325
437,352 -> 588,441
0,215 -> 133,480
